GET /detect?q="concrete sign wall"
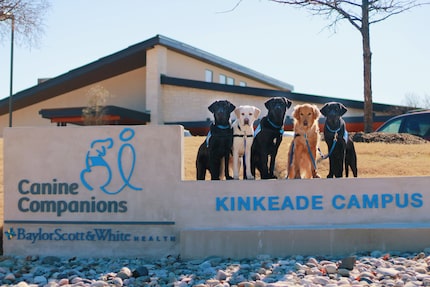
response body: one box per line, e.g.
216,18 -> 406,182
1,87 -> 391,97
3,126 -> 430,258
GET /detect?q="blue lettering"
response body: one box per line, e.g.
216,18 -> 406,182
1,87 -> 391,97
17,228 -> 26,240
312,195 -> 323,210
18,179 -> 30,194
296,196 -> 309,210
411,193 -> 423,208
18,197 -> 30,212
57,201 -> 68,216
347,195 -> 361,209
253,197 -> 266,211
381,194 -> 394,208
93,229 -> 131,241
332,195 -> 345,209
18,179 -> 79,195
238,197 -> 251,211
281,196 -> 294,210
395,193 -> 408,208
216,197 -> 228,211
362,194 -> 379,208
94,229 -> 110,240
230,197 -> 235,211
268,196 -> 280,210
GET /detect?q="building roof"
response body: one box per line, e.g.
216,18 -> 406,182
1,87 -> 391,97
0,34 -> 294,115
161,75 -> 407,113
39,105 -> 151,126
0,34 -> 409,117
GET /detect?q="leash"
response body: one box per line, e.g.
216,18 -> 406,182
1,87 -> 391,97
234,125 -> 253,174
304,133 -> 318,172
286,137 -> 296,179
318,133 -> 337,160
318,125 -> 340,160
287,133 -> 318,179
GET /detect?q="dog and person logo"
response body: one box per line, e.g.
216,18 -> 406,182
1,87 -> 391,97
80,127 -> 142,195
4,127 -> 151,244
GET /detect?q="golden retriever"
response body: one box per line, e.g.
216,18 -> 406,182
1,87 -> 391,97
287,103 -> 321,179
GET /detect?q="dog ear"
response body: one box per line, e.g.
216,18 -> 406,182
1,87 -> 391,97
320,103 -> 330,117
228,102 -> 236,114
254,107 -> 261,119
208,101 -> 218,113
234,107 -> 241,118
339,103 -> 348,116
264,98 -> 274,110
292,105 -> 301,120
313,105 -> 321,120
283,97 -> 292,109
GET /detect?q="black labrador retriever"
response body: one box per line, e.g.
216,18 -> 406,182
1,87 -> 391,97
251,97 -> 292,179
320,102 -> 358,178
196,100 -> 236,180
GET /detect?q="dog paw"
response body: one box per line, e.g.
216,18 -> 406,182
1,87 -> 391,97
246,175 -> 255,180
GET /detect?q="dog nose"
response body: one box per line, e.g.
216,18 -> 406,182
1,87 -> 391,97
244,118 -> 249,125
304,119 -> 308,126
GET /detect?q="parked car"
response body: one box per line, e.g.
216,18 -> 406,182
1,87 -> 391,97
375,110 -> 430,141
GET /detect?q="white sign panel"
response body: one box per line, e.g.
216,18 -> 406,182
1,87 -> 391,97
3,125 -> 430,258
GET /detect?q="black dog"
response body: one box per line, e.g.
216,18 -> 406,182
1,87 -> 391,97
320,102 -> 358,178
196,100 -> 236,180
251,97 -> 292,179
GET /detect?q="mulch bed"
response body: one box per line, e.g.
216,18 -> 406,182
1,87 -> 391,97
351,132 -> 429,144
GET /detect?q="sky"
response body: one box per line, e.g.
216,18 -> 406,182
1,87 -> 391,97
0,0 -> 429,107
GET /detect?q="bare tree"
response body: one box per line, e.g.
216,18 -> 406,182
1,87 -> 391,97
270,0 -> 428,132
403,93 -> 430,109
82,85 -> 114,126
423,94 -> 430,109
0,0 -> 51,47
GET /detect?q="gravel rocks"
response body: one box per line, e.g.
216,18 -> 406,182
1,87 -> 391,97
1,250 -> 430,286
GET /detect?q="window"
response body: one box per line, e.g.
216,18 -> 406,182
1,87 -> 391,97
402,114 -> 430,138
227,77 -> 234,85
219,74 -> 226,84
378,118 -> 402,133
239,81 -> 247,87
205,70 -> 213,82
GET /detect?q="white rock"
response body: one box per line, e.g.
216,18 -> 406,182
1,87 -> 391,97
325,264 -> 338,274
312,276 -> 330,285
377,267 -> 400,277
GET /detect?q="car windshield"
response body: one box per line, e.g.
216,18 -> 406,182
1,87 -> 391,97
378,118 -> 402,133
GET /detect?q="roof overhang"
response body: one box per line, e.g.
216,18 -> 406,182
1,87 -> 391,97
39,105 -> 150,126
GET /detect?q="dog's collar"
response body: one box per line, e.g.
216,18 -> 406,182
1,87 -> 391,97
216,124 -> 231,129
267,117 -> 283,129
267,118 -> 284,135
326,124 -> 341,134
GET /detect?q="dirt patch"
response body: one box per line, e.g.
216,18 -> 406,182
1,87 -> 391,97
351,132 -> 429,144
